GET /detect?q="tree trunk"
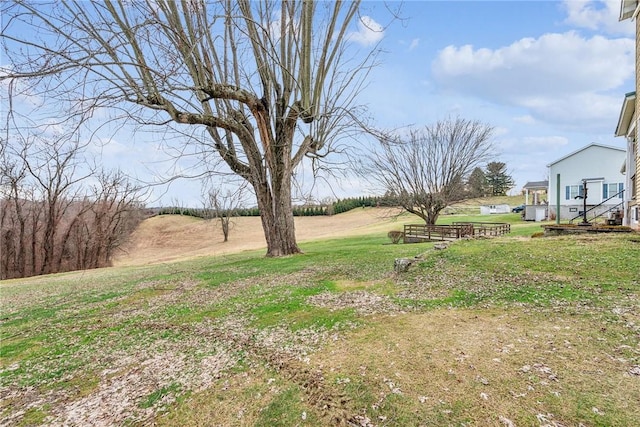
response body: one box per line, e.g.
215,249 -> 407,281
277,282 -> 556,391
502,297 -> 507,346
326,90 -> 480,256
221,217 -> 230,242
426,211 -> 439,226
11,197 -> 27,277
30,214 -> 38,276
41,205 -> 56,275
253,172 -> 301,257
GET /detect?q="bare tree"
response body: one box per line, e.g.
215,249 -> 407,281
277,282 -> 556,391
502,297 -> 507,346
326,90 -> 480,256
0,158 -> 28,277
363,117 -> 495,225
203,182 -> 249,242
21,136 -> 94,274
1,0 -> 386,257
0,131 -> 144,278
82,170 -> 145,269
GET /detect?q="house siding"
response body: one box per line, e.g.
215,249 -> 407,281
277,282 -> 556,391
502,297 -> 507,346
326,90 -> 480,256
627,14 -> 640,229
548,145 -> 626,220
617,1 -> 639,228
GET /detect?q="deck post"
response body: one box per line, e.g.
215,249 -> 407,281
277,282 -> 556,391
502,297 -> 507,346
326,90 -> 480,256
556,173 -> 561,225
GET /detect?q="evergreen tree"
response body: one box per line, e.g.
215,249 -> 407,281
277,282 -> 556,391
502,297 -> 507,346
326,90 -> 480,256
485,162 -> 515,196
467,167 -> 488,198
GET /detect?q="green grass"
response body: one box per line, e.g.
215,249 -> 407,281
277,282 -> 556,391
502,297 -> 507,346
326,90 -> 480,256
139,383 -> 182,409
17,406 -> 50,426
1,215 -> 638,426
253,386 -> 314,427
244,281 -> 337,325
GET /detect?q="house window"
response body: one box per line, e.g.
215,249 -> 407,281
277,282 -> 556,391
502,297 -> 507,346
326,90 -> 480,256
566,184 -> 584,200
602,183 -> 624,199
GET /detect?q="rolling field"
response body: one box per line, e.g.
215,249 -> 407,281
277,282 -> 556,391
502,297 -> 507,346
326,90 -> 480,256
1,206 -> 639,426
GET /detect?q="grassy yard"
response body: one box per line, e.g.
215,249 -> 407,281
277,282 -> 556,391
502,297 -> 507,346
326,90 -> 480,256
1,215 -> 639,426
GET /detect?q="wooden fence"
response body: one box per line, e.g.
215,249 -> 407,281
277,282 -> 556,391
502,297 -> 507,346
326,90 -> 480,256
452,222 -> 511,237
403,222 -> 510,243
403,224 -> 473,243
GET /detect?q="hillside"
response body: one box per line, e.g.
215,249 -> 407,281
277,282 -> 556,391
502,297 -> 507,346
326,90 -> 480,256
114,207 -> 409,266
3,218 -> 638,426
114,196 -> 526,266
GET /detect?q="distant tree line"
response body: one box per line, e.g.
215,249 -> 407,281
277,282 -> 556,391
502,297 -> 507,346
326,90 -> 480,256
157,196 -> 392,220
1,138 -> 145,280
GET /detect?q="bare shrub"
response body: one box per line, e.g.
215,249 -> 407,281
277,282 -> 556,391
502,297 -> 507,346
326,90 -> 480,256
387,230 -> 404,244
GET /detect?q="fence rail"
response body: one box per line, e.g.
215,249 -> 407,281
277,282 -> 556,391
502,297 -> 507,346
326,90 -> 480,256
403,222 -> 510,243
452,222 -> 511,237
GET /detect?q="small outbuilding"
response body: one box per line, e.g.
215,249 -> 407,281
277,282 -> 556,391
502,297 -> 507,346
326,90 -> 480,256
520,181 -> 549,221
479,204 -> 510,215
522,181 -> 548,205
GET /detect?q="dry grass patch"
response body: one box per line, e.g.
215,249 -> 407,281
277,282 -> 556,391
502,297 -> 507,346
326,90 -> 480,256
333,279 -> 374,291
311,308 -> 640,426
156,365 -> 327,427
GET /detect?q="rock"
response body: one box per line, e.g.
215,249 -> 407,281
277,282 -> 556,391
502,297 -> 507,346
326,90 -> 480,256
394,258 -> 413,273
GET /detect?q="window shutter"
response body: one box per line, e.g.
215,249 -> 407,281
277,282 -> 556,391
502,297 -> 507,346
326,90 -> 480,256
565,186 -> 570,200
579,184 -> 584,197
603,183 -> 608,199
619,183 -> 624,198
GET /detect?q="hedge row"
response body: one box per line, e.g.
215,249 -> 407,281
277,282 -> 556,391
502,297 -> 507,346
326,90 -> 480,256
157,196 -> 392,218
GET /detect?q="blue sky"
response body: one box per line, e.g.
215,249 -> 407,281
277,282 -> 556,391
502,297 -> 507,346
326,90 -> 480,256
3,0 -> 636,207
348,0 -> 634,200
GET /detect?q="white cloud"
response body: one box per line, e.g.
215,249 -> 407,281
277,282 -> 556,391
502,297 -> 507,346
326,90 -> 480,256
513,115 -> 536,125
493,126 -> 510,137
409,38 -> 420,51
519,92 -> 621,130
431,31 -> 634,131
90,138 -> 130,157
0,65 -> 45,109
433,32 -> 633,93
347,16 -> 384,46
562,0 -> 635,36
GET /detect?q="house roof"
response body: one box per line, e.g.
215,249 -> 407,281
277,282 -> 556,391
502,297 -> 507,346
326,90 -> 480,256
614,91 -> 636,137
546,143 -> 626,167
522,180 -> 548,190
619,0 -> 639,20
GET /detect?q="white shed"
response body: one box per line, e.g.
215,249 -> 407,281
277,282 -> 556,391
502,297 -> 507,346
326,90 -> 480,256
547,143 -> 626,221
479,204 -> 510,215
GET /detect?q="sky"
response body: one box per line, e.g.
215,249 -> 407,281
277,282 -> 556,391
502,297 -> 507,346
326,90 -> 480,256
3,0 -> 636,207
352,0 -> 634,195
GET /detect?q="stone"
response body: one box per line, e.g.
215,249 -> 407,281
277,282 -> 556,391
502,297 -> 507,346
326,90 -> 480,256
394,258 -> 413,273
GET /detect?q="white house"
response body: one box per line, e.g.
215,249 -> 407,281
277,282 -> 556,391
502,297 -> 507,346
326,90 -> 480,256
615,91 -> 638,228
547,143 -> 626,221
617,0 -> 639,229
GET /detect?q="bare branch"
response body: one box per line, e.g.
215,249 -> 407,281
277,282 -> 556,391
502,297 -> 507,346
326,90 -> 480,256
362,117 -> 495,224
2,0 -> 394,256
